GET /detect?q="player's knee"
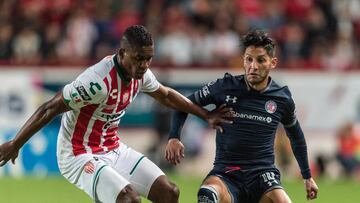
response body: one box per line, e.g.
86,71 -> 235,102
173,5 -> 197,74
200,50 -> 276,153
149,176 -> 179,202
169,182 -> 180,199
116,185 -> 141,203
198,185 -> 219,203
162,182 -> 180,201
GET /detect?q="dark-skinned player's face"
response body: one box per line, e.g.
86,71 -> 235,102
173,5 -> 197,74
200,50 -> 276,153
121,45 -> 154,79
243,46 -> 277,86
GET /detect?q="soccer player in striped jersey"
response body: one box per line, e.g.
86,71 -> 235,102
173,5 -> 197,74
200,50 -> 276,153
165,30 -> 319,203
0,25 -> 232,203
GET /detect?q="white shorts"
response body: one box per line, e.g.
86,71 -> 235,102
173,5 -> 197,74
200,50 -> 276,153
57,139 -> 165,203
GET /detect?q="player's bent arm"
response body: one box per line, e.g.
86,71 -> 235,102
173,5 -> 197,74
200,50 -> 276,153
165,93 -> 198,164
146,84 -> 210,120
167,93 -> 199,140
168,110 -> 189,140
11,91 -> 70,152
284,120 -> 311,179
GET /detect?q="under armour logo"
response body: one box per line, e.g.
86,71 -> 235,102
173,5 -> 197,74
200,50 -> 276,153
225,95 -> 237,103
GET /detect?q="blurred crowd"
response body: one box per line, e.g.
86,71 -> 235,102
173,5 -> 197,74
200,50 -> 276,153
336,121 -> 360,178
0,0 -> 359,70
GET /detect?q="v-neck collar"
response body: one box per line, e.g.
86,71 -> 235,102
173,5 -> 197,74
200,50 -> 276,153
113,54 -> 131,85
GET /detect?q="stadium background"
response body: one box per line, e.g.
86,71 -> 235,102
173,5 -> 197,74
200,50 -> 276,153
0,0 -> 360,202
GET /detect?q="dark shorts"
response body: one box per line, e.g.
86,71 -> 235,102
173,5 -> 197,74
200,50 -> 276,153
205,164 -> 283,203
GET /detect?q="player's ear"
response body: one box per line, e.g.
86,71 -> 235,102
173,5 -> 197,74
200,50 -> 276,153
119,48 -> 125,58
270,57 -> 277,70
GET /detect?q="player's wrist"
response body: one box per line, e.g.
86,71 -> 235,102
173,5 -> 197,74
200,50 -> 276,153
202,109 -> 211,120
168,134 -> 181,141
7,140 -> 22,152
303,177 -> 313,182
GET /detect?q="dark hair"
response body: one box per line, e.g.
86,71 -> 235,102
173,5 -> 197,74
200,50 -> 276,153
122,25 -> 153,48
241,29 -> 276,57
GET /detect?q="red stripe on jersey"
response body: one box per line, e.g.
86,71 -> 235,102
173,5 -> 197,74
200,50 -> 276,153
103,124 -> 120,149
102,67 -> 118,114
87,119 -> 106,153
72,104 -> 99,156
103,77 -> 109,93
103,125 -> 119,150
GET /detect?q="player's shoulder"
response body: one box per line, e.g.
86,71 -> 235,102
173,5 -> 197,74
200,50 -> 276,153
76,56 -> 115,94
88,55 -> 115,78
266,79 -> 293,99
212,72 -> 245,88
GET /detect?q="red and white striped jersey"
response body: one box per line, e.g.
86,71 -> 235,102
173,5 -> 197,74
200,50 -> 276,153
61,55 -> 160,156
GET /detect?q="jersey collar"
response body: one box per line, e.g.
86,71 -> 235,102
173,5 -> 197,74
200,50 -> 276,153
260,78 -> 272,93
113,54 -> 131,85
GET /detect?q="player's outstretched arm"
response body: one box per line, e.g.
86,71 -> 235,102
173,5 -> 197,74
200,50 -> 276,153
0,91 -> 70,166
146,84 -> 233,129
161,85 -> 233,165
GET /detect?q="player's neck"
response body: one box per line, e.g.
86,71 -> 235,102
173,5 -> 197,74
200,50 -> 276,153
115,54 -> 132,84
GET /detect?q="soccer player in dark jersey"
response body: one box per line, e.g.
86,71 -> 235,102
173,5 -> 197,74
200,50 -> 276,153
165,30 -> 319,203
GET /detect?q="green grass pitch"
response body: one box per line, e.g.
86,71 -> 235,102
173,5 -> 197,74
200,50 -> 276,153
0,175 -> 359,203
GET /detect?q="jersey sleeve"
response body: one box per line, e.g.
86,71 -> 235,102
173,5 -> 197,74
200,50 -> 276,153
281,97 -> 297,127
140,69 -> 160,92
193,79 -> 222,106
63,68 -> 108,110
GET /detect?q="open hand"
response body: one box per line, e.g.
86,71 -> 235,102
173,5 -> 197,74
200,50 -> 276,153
164,138 -> 185,165
0,140 -> 19,167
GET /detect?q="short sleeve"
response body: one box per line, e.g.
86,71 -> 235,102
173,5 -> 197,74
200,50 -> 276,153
281,97 -> 297,127
63,69 -> 108,110
141,69 -> 160,92
194,79 -> 222,106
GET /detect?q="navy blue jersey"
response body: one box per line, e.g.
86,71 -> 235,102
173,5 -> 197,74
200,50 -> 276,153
194,73 -> 297,168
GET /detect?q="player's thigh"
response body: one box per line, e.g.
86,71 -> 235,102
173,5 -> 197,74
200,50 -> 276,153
65,156 -> 131,203
259,188 -> 292,203
202,175 -> 232,203
128,156 -> 166,198
112,144 -> 165,198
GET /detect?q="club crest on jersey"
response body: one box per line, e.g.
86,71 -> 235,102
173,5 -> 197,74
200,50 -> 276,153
225,95 -> 237,103
265,100 -> 277,114
122,92 -> 130,103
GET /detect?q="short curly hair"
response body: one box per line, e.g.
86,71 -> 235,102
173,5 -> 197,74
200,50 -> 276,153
122,25 -> 153,48
241,29 -> 276,57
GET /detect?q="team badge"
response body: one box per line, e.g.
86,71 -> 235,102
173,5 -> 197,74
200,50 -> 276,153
122,92 -> 129,103
265,100 -> 277,114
